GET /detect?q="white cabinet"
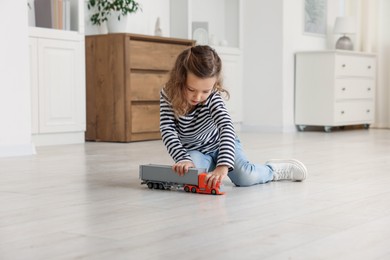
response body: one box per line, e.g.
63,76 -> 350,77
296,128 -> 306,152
295,51 -> 376,132
29,0 -> 86,145
217,47 -> 243,124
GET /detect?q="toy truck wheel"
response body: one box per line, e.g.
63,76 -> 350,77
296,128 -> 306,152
158,183 -> 164,190
153,183 -> 159,189
184,186 -> 190,192
191,187 -> 197,193
147,182 -> 153,189
211,189 -> 217,195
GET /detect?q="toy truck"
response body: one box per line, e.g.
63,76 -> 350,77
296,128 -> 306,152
139,164 -> 224,195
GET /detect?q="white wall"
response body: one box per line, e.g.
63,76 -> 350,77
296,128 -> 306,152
376,0 -> 390,128
242,0 -> 284,132
0,1 -> 35,157
242,0 -> 341,132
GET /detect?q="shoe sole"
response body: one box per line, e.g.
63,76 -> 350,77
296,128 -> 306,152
265,159 -> 308,181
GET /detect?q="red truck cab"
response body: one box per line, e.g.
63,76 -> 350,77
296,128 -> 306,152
183,173 -> 225,195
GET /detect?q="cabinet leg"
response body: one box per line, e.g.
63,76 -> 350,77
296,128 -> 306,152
324,126 -> 332,133
298,125 -> 307,132
364,124 -> 370,129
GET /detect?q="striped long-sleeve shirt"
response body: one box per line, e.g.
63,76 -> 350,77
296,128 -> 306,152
160,89 -> 236,170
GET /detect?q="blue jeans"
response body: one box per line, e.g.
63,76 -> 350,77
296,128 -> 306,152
187,139 -> 274,186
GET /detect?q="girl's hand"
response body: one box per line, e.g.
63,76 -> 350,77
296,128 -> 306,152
172,161 -> 195,176
205,165 -> 228,188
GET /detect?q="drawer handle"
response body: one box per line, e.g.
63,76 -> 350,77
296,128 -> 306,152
342,64 -> 346,68
368,65 -> 372,69
366,109 -> 370,113
342,87 -> 346,91
341,110 -> 345,115
367,87 -> 371,91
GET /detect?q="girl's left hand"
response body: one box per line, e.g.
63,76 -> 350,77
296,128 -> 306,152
205,165 -> 228,188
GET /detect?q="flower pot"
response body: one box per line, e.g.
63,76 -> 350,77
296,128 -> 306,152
107,11 -> 128,33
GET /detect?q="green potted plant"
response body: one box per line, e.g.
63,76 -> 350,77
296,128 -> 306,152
87,0 -> 141,33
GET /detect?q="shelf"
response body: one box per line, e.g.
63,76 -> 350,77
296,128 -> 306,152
170,0 -> 241,49
212,45 -> 242,55
28,0 -> 84,37
29,26 -> 83,41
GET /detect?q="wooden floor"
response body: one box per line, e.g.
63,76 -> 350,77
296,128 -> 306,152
1,128 -> 390,259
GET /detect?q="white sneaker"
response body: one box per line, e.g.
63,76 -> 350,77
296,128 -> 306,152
266,159 -> 307,182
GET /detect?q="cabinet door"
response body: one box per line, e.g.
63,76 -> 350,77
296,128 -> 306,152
38,38 -> 85,133
29,38 -> 39,134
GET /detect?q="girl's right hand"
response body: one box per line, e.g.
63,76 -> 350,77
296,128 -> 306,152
172,161 -> 195,176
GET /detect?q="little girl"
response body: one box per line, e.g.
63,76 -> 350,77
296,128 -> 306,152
160,45 -> 307,188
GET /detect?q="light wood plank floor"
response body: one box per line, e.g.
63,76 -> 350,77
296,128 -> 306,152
1,129 -> 390,260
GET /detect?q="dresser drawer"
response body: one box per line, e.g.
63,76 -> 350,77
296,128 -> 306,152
129,72 -> 168,101
131,103 -> 160,133
335,55 -> 375,77
129,40 -> 190,71
334,101 -> 374,123
335,78 -> 374,100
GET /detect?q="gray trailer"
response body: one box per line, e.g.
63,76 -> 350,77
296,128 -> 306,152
139,164 -> 207,190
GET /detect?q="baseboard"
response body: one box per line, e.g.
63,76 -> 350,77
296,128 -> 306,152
32,132 -> 85,146
371,123 -> 390,129
0,143 -> 36,158
240,124 -> 296,133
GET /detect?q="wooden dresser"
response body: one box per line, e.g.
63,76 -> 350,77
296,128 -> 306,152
85,34 -> 194,142
295,51 -> 376,132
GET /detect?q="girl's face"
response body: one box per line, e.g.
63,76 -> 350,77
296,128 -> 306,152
185,72 -> 216,106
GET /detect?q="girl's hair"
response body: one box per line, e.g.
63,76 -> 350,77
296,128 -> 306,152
164,45 -> 229,117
